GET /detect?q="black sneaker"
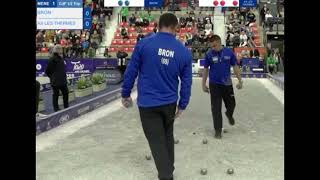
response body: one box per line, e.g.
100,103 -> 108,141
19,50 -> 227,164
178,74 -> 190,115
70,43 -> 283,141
214,131 -> 222,139
225,112 -> 235,126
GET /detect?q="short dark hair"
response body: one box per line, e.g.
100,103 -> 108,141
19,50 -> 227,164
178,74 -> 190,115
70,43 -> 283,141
159,13 -> 178,29
208,35 -> 221,43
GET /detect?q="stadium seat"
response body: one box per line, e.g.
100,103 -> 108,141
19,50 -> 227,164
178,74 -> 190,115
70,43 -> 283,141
111,40 -> 117,45
115,33 -> 121,39
120,22 -> 128,27
124,40 -> 131,45
180,28 -> 187,33
128,27 -> 135,33
130,39 -> 137,45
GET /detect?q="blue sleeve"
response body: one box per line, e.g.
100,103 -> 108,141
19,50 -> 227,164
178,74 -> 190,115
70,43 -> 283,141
178,49 -> 193,110
121,42 -> 142,98
230,50 -> 237,66
204,53 -> 210,68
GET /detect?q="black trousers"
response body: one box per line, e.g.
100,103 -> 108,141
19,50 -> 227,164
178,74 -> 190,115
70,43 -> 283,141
139,102 -> 176,180
209,83 -> 236,132
36,81 -> 40,113
52,85 -> 69,112
121,16 -> 127,22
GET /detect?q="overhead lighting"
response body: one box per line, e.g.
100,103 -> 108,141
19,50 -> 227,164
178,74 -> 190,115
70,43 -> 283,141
274,36 -> 278,39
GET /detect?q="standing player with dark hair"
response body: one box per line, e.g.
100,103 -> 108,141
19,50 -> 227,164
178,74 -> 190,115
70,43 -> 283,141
202,35 -> 243,139
121,13 -> 193,180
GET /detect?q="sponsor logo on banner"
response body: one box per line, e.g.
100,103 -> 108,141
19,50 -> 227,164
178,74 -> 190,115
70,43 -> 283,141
36,64 -> 42,70
93,102 -> 103,109
71,61 -> 90,73
59,114 -> 70,125
78,106 -> 90,115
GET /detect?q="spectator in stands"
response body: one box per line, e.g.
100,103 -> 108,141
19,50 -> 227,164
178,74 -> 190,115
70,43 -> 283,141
116,49 -> 128,74
265,11 -> 274,31
104,47 -> 111,58
72,39 -> 82,58
273,49 -> 281,72
88,44 -> 96,58
81,37 -> 90,57
135,16 -> 143,27
197,19 -> 205,31
226,31 -> 234,47
267,53 -> 276,74
45,45 -> 69,112
120,27 -> 129,40
179,16 -> 186,28
199,31 -> 207,45
185,33 -> 193,46
246,9 -> 256,24
186,14 -> 193,24
153,27 -> 158,33
147,12 -> 154,22
91,30 -> 101,45
205,21 -> 213,35
36,31 -> 44,50
129,14 -> 136,27
121,7 -> 129,23
233,32 -> 240,47
260,4 -> 269,25
239,31 -> 248,47
143,16 -> 150,27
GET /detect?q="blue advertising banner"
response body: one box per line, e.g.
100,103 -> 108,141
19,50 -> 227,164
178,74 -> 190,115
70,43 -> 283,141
239,0 -> 257,7
241,58 -> 260,73
36,86 -> 137,135
145,0 -> 163,7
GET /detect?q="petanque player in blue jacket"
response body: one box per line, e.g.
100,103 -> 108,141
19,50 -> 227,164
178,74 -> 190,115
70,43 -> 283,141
121,13 -> 193,180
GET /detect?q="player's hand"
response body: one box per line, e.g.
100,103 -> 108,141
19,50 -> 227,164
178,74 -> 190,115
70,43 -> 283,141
236,80 -> 243,90
122,97 -> 133,108
202,84 -> 209,93
174,108 -> 184,119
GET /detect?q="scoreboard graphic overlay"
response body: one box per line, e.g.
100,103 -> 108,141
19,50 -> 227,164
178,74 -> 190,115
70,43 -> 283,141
199,0 -> 256,7
104,0 -> 163,7
37,0 -> 92,30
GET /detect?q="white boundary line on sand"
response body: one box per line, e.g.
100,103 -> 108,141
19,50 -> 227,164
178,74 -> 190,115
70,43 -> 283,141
256,78 -> 284,105
36,91 -> 138,153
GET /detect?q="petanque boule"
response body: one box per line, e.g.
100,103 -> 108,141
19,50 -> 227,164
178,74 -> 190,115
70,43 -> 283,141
174,139 -> 179,144
145,155 -> 151,160
202,138 -> 208,144
200,168 -> 207,175
227,168 -> 234,175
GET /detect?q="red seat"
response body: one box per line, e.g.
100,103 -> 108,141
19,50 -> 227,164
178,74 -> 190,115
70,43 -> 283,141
129,33 -> 137,39
180,28 -> 187,33
142,27 -> 148,33
111,40 -> 117,45
118,40 -> 124,45
130,39 -> 137,45
41,47 -> 48,52
179,34 -> 185,39
187,27 -> 192,32
124,40 -> 131,45
150,22 -> 155,26
116,28 -> 121,33
128,27 -> 135,33
115,33 -> 121,39
120,22 -> 128,27
109,47 -> 117,52
129,47 -> 134,52
148,27 -> 154,32
124,47 -> 129,52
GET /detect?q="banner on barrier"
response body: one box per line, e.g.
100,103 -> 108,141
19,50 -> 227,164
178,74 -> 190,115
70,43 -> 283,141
233,47 -> 267,63
36,58 -> 120,77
